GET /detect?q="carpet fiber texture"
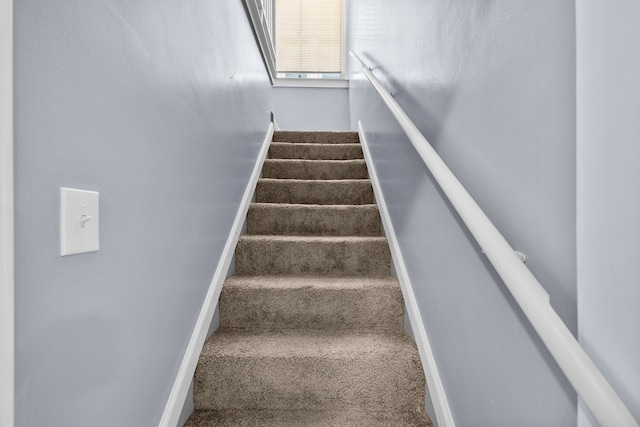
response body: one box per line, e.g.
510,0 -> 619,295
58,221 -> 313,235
186,130 -> 432,426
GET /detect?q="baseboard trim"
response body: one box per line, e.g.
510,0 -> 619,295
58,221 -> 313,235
358,121 -> 456,427
159,123 -> 274,427
0,1 -> 14,426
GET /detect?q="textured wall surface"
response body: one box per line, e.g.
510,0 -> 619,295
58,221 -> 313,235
576,1 -> 640,425
272,87 -> 352,131
349,1 -> 577,425
13,0 -> 271,425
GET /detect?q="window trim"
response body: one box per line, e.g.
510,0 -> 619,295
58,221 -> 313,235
244,0 -> 349,87
244,0 -> 277,83
273,77 -> 349,88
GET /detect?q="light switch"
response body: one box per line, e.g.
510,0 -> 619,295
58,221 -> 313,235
60,187 -> 99,256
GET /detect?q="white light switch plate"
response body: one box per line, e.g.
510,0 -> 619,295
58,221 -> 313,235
60,187 -> 99,256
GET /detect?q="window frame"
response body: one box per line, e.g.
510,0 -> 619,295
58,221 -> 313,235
244,0 -> 349,88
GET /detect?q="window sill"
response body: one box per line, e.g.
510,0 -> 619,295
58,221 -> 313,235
272,78 -> 349,89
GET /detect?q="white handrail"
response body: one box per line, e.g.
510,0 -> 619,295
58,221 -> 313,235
350,50 -> 639,427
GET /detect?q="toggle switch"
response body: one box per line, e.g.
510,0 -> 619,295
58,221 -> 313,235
60,187 -> 99,256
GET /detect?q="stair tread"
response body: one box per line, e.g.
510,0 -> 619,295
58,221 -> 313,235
258,177 -> 370,183
185,409 -> 432,427
224,275 -> 399,290
196,330 -> 425,412
270,142 -> 362,147
238,235 -> 387,243
264,158 -> 366,163
247,202 -> 381,236
202,329 -> 417,358
220,275 -> 403,332
269,143 -> 363,160
235,235 -> 390,277
249,202 -> 378,208
262,159 -> 367,179
255,179 -> 374,205
273,130 -> 360,144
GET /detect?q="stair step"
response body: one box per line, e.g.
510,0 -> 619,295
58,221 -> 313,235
185,409 -> 432,427
220,276 -> 404,332
235,235 -> 391,277
193,330 -> 425,412
273,130 -> 359,144
269,142 -> 363,160
255,179 -> 374,205
247,203 -> 381,236
190,129 -> 431,426
261,159 -> 368,180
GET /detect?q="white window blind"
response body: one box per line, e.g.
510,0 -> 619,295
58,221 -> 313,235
276,0 -> 343,73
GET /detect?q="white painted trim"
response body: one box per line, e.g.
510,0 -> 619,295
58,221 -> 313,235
358,122 -> 455,427
272,118 -> 281,131
0,0 -> 14,425
272,78 -> 349,89
245,0 -> 350,86
244,0 -> 276,84
158,123 -> 274,427
341,0 -> 350,80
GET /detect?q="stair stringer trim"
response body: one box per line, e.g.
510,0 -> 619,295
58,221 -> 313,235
358,121 -> 456,427
159,122 -> 274,427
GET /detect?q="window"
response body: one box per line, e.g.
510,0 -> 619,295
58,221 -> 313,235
243,0 -> 348,86
275,0 -> 343,79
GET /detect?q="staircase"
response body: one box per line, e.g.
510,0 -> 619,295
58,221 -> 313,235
185,131 -> 432,426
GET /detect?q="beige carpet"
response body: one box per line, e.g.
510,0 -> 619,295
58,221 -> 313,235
186,131 -> 432,426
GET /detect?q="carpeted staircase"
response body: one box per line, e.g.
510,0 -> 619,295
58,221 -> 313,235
185,131 -> 432,426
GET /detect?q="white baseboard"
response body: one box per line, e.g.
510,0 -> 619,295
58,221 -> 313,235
158,123 -> 274,427
358,121 -> 455,427
0,1 -> 14,426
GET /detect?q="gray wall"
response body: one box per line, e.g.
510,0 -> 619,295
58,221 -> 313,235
576,1 -> 640,425
272,87 -> 352,130
14,1 -> 271,426
349,1 -> 577,425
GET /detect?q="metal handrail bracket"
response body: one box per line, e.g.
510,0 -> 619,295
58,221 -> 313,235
349,50 -> 639,427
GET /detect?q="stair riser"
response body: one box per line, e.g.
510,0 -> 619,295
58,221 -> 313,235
255,180 -> 374,205
194,352 -> 425,412
247,204 -> 381,236
262,160 -> 368,180
186,409 -> 431,427
220,285 -> 404,332
235,238 -> 391,277
269,143 -> 363,160
274,131 -> 359,144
